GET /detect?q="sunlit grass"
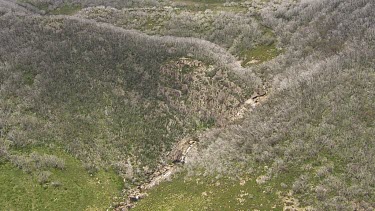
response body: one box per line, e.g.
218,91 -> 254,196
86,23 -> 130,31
134,171 -> 284,211
0,148 -> 123,211
240,44 -> 281,67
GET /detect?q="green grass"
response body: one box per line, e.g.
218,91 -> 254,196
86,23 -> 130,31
49,4 -> 82,15
240,43 -> 281,67
22,70 -> 36,85
0,148 -> 123,211
133,171 -> 284,210
172,0 -> 247,12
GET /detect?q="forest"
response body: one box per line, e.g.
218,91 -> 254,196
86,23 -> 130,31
0,0 -> 374,210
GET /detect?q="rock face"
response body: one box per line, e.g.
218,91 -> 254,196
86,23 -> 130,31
233,87 -> 269,120
167,137 -> 198,163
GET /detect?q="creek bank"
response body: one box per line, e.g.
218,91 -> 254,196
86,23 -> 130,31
115,88 -> 268,211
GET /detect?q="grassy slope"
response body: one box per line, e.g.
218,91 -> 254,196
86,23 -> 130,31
134,171 -> 288,211
0,149 -> 122,210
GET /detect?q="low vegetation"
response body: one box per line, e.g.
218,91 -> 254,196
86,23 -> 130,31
77,1 -> 279,65
0,148 -> 123,210
186,0 -> 375,209
1,0 -> 374,210
49,4 -> 81,15
133,170 -> 286,210
240,43 -> 281,66
0,0 -> 257,209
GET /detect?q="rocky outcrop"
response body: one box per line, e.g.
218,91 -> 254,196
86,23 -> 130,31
167,137 -> 198,164
234,86 -> 269,120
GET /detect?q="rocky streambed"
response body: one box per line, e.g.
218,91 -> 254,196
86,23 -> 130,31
115,87 -> 268,210
115,137 -> 198,210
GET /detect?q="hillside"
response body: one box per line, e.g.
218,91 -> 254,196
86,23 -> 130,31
0,0 -> 374,210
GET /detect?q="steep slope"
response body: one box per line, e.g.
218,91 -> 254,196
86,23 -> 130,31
1,0 -> 374,210
0,6 -> 259,209
135,0 -> 375,210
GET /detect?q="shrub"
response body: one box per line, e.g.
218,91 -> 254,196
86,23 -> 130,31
37,171 -> 52,184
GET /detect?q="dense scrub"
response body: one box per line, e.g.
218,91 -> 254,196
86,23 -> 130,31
0,1 -> 259,208
17,0 -> 160,12
1,0 -> 374,210
188,0 -> 375,209
76,2 -> 280,65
